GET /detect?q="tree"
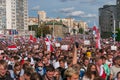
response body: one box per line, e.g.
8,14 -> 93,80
116,28 -> 120,41
79,28 -> 84,34
72,29 -> 76,34
36,26 -> 51,37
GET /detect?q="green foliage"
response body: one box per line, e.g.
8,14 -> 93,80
28,25 -> 38,31
36,26 -> 51,37
79,28 -> 84,34
116,28 -> 120,41
72,29 -> 76,34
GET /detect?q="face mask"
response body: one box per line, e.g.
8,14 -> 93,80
109,59 -> 112,62
91,71 -> 96,75
11,61 -> 14,65
38,67 -> 43,70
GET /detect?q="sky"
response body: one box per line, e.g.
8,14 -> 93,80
28,0 -> 116,27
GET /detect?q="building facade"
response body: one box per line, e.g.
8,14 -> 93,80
117,0 -> 120,28
0,0 -> 6,31
99,5 -> 117,38
0,0 -> 28,35
38,11 -> 46,21
28,17 -> 38,25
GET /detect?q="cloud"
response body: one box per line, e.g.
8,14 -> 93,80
60,0 -> 77,2
59,0 -> 97,3
105,1 -> 115,5
79,0 -> 96,3
82,14 -> 97,18
65,10 -> 96,18
59,7 -> 74,13
67,11 -> 85,17
31,5 -> 40,10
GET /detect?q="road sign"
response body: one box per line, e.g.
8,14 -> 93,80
112,34 -> 117,38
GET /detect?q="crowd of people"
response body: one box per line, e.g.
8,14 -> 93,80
0,35 -> 120,80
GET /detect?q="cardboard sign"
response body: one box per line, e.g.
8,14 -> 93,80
84,40 -> 90,45
61,45 -> 69,50
55,43 -> 60,47
111,45 -> 117,50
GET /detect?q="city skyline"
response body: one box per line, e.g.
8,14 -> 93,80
28,0 -> 116,27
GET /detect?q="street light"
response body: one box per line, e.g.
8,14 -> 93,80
106,10 -> 116,45
52,20 -> 55,37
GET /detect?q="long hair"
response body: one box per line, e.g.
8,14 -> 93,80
85,63 -> 99,79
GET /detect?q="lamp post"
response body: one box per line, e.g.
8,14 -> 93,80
52,20 -> 55,37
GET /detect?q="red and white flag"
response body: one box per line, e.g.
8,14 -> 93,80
8,45 -> 17,50
45,37 -> 53,52
29,35 -> 37,43
95,28 -> 101,49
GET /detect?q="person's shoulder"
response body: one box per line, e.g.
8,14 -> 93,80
82,75 -> 89,80
5,73 -> 14,80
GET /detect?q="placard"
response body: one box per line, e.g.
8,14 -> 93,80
61,45 -> 69,50
55,43 -> 60,47
111,45 -> 117,50
84,40 -> 90,45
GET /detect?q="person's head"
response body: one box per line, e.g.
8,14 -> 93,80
85,63 -> 99,79
117,71 -> 120,80
0,60 -> 8,77
114,56 -> 120,66
59,59 -> 65,68
39,52 -> 43,57
43,56 -> 49,65
94,77 -> 105,80
22,63 -> 30,71
100,56 -> 107,64
107,53 -> 113,60
0,55 -> 3,60
83,57 -> 89,66
14,62 -> 21,75
67,59 -> 73,67
46,54 -> 51,60
30,72 -> 43,80
64,67 -> 79,80
53,69 -> 61,80
45,65 -> 55,80
95,57 -> 103,66
35,60 -> 44,71
24,67 -> 34,80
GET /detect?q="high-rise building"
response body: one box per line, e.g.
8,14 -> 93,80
99,5 -> 117,38
16,0 -> 28,30
0,0 -> 6,30
117,0 -> 120,27
0,0 -> 28,34
38,11 -> 46,21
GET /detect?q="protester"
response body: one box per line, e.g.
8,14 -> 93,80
115,71 -> 120,80
0,34 -> 120,80
42,65 -> 55,80
83,63 -> 99,80
64,67 -> 79,80
30,72 -> 43,80
0,60 -> 13,80
110,56 -> 120,80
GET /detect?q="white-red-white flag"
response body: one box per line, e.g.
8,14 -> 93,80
45,37 -> 53,52
95,28 -> 101,49
8,45 -> 17,50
